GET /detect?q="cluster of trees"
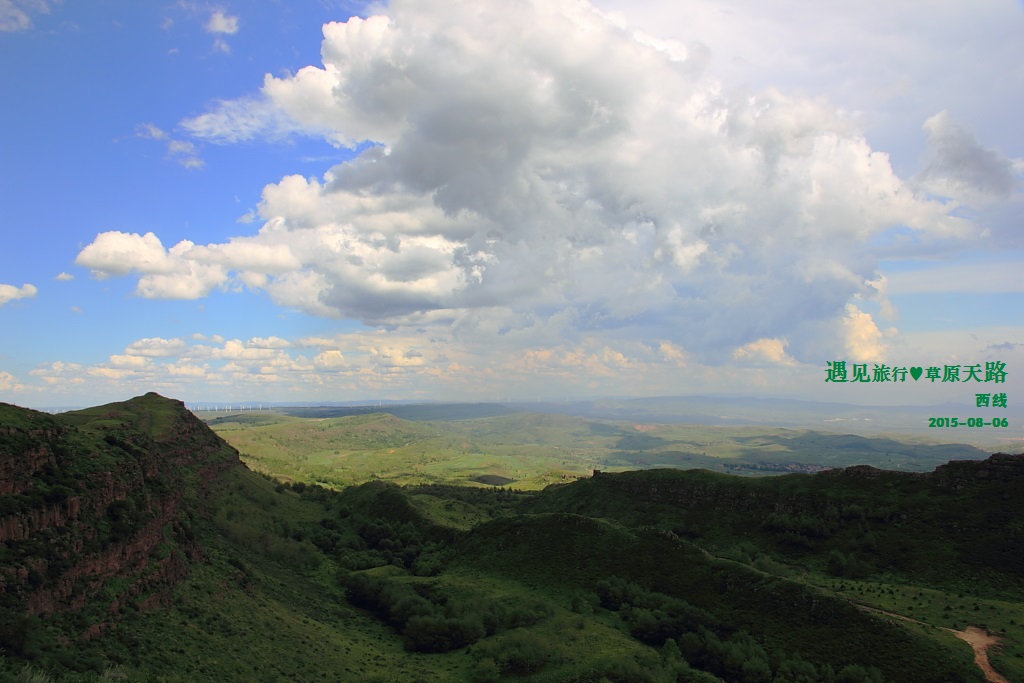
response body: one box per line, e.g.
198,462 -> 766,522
760,508 -> 881,578
678,626 -> 883,683
825,549 -> 873,579
265,480 -> 455,574
298,507 -> 449,575
469,629 -> 557,681
410,483 -> 531,514
762,512 -> 837,545
342,572 -> 550,653
761,503 -> 892,546
594,576 -> 716,646
591,577 -> 888,683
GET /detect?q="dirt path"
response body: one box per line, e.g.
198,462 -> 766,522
691,546 -> 1010,683
853,604 -> 1007,683
854,603 -> 930,626
946,626 -> 1009,683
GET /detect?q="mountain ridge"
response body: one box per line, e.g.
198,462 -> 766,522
0,393 -> 240,635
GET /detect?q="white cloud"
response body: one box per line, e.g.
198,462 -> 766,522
54,272 -> 73,281
135,123 -> 167,140
29,361 -> 84,387
0,283 -> 37,306
135,123 -> 204,169
76,231 -> 227,298
91,0 -> 1002,369
590,1 -> 1024,169
168,139 -> 197,155
108,354 -> 150,369
841,304 -> 890,363
0,370 -> 24,391
87,366 -> 134,380
656,341 -> 687,366
181,96 -> 302,144
12,322 -> 1021,406
76,231 -> 172,277
0,1 -> 32,31
166,362 -> 208,377
124,337 -> 188,357
732,338 -> 796,366
914,110 -> 1019,203
313,349 -> 346,369
205,9 -> 238,35
0,0 -> 51,32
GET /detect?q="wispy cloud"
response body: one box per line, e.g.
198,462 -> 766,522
0,0 -> 53,32
134,123 -> 204,169
914,110 -> 1020,204
204,8 -> 238,53
181,96 -> 301,144
885,262 -> 1024,295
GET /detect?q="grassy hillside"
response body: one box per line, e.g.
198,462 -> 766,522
1,396 -> 1018,682
205,409 -> 992,490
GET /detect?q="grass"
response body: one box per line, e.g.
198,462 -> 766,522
3,395 -> 1016,682
204,409 -> 995,492
813,577 -> 1024,682
72,466 -> 476,682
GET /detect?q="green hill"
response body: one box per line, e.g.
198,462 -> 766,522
0,394 -> 1018,682
207,408 -> 993,490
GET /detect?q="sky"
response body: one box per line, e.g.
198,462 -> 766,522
0,0 -> 1022,415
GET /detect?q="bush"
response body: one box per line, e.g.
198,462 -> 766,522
403,614 -> 485,652
492,629 -> 551,675
469,657 -> 500,683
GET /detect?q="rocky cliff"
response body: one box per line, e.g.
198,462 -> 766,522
0,393 -> 240,645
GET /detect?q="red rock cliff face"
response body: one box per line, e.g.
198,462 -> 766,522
0,394 -> 240,625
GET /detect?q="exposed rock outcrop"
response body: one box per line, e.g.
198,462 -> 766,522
0,393 -> 240,630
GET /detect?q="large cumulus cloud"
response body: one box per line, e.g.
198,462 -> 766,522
79,0 -> 991,364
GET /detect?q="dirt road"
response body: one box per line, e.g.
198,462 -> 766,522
853,604 -> 1008,683
946,626 -> 1009,683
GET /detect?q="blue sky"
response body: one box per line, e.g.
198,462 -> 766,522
0,0 -> 1021,417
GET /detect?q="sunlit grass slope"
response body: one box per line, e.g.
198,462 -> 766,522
205,409 -> 992,490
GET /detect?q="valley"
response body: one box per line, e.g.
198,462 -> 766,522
203,406 -> 994,491
0,394 -> 1020,682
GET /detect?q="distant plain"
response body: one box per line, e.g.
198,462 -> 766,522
199,396 -> 1014,490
